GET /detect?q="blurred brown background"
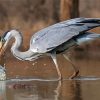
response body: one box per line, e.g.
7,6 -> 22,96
0,0 -> 100,78
0,0 -> 100,47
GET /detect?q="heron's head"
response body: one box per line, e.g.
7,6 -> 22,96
0,31 -> 11,55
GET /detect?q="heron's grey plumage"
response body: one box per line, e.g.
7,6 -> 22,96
1,17 -> 100,80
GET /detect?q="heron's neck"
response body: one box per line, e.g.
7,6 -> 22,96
4,30 -> 36,60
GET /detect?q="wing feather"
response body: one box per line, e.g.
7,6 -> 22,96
30,17 -> 100,53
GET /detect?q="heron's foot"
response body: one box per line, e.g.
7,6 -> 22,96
69,70 -> 79,79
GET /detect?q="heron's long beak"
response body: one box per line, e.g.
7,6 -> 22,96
0,37 -> 6,56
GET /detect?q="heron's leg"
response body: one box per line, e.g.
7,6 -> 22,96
51,52 -> 62,80
63,54 -> 79,79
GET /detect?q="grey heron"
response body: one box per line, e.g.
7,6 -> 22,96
0,17 -> 100,80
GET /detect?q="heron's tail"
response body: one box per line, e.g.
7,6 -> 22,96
84,32 -> 100,39
76,32 -> 100,45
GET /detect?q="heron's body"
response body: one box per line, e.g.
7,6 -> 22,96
1,17 -> 100,80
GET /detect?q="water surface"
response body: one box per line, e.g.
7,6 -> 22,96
0,51 -> 100,100
0,78 -> 100,100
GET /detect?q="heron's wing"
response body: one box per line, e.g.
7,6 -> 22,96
30,18 -> 100,53
31,18 -> 85,39
30,27 -> 80,53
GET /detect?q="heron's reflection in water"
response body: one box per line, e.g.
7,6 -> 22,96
57,80 -> 82,100
6,79 -> 83,100
1,78 -> 100,100
7,80 -> 61,100
0,81 -> 6,100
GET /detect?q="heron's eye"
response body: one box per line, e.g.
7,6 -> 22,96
1,38 -> 5,43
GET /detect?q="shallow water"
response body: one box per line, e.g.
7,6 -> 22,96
0,78 -> 100,100
1,51 -> 100,100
